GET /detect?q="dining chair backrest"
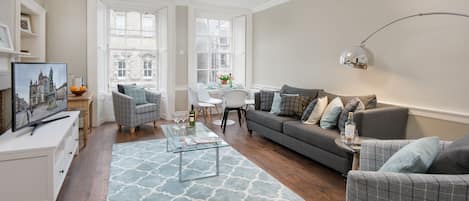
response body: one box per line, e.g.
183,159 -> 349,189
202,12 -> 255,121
224,90 -> 248,108
197,83 -> 212,102
188,87 -> 200,107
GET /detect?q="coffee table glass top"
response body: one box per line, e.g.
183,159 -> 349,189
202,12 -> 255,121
161,122 -> 229,153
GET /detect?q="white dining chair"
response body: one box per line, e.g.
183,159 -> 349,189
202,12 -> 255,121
188,87 -> 215,123
221,89 -> 248,133
197,83 -> 223,113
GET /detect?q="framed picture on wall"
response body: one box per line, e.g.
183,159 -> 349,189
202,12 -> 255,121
0,24 -> 14,52
20,14 -> 32,33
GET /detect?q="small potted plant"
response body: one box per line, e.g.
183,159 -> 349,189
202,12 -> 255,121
218,73 -> 231,85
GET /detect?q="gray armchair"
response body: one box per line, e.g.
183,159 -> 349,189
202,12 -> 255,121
347,140 -> 469,201
112,90 -> 161,134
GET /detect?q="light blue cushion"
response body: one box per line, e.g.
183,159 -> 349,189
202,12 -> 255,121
269,92 -> 282,114
379,137 -> 441,173
320,97 -> 343,129
124,85 -> 148,105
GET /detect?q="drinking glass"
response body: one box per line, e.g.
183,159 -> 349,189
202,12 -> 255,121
173,111 -> 188,130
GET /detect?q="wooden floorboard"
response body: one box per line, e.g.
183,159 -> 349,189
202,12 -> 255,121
57,114 -> 346,201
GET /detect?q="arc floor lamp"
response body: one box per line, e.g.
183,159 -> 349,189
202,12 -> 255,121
339,12 -> 469,69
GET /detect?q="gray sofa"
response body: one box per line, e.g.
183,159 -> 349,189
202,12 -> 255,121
347,140 -> 469,201
246,86 -> 409,174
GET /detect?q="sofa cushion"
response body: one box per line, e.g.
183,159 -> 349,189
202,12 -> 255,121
300,99 -> 318,122
280,85 -> 322,98
318,91 -> 377,109
283,121 -> 347,157
260,90 -> 277,111
247,110 -> 296,132
278,95 -> 311,118
320,97 -> 344,129
136,103 -> 158,114
338,98 -> 365,132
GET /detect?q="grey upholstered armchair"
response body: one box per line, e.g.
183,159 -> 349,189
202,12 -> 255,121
112,90 -> 161,135
346,140 -> 469,201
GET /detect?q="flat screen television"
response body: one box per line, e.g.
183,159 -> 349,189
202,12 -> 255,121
11,62 -> 68,132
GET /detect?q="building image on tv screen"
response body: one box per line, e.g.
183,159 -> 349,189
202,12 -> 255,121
13,63 -> 67,130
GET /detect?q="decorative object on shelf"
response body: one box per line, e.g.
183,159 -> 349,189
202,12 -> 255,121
20,50 -> 29,53
340,12 -> 469,69
0,23 -> 14,52
20,14 -> 32,33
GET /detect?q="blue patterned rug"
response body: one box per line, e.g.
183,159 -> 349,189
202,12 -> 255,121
107,139 -> 304,201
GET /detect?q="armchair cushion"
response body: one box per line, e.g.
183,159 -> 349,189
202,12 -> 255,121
378,137 -> 441,173
136,103 -> 158,114
117,83 -> 136,94
124,85 -> 148,105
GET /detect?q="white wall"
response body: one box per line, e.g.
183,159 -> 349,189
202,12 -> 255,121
44,0 -> 87,80
253,0 -> 469,140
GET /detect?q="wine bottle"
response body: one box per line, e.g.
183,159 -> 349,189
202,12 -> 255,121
344,112 -> 356,144
189,105 -> 196,127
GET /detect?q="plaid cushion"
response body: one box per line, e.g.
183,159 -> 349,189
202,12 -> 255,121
124,86 -> 148,105
260,90 -> 276,111
278,95 -> 311,118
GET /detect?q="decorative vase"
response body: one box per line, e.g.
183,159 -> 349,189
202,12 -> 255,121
221,80 -> 228,85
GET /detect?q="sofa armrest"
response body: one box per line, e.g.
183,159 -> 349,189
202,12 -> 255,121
354,106 -> 409,140
346,170 -> 469,201
112,91 -> 136,125
254,92 -> 261,110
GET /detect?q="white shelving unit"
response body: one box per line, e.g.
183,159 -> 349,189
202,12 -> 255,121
15,0 -> 46,62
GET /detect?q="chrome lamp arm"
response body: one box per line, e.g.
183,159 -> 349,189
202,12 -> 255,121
341,12 -> 469,69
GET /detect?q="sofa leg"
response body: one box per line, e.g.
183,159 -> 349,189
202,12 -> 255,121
117,124 -> 122,131
248,129 -> 253,135
130,127 -> 136,135
153,121 -> 157,128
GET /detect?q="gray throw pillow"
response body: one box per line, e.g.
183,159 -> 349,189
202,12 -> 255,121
117,83 -> 136,94
318,91 -> 377,109
278,96 -> 311,118
427,136 -> 469,174
338,98 -> 365,132
280,84 -> 322,98
123,85 -> 148,105
301,99 -> 318,122
260,90 -> 276,111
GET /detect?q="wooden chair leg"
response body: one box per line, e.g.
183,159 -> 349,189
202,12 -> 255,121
203,108 -> 208,123
130,127 -> 136,135
117,124 -> 122,131
209,107 -> 213,122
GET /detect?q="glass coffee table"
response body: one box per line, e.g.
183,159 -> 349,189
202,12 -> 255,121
161,122 -> 229,182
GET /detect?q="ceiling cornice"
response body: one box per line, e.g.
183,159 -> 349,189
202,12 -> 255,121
252,0 -> 290,13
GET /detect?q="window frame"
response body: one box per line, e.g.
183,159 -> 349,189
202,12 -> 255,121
195,18 -> 234,85
107,9 -> 159,90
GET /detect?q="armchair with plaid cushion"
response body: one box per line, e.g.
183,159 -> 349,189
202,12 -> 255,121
112,90 -> 161,135
346,140 -> 469,201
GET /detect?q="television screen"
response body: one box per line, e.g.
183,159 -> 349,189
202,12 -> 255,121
11,63 -> 68,131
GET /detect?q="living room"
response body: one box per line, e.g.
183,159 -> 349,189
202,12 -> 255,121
0,0 -> 468,201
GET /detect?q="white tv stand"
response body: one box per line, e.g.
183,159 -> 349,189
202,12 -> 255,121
0,111 -> 80,201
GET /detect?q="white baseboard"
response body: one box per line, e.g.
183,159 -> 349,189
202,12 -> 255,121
252,83 -> 469,125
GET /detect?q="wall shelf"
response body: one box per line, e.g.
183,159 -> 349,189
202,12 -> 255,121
20,29 -> 38,38
16,0 -> 46,62
0,49 -> 30,57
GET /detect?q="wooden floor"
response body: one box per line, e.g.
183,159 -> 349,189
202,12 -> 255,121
57,114 -> 346,201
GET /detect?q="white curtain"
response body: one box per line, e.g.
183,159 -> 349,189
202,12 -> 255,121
232,15 -> 247,87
